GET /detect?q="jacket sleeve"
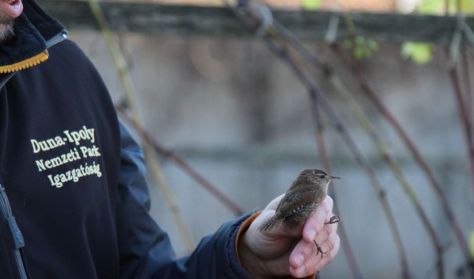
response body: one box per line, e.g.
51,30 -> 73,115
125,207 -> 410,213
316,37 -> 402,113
116,122 -> 253,279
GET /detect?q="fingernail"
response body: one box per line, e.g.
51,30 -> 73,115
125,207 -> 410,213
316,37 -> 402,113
296,265 -> 306,277
294,254 -> 304,266
307,229 -> 316,240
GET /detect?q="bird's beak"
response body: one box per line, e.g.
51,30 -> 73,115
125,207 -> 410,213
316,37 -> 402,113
330,176 -> 341,179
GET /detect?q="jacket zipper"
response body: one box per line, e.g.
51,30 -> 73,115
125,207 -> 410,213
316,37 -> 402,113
0,31 -> 68,75
0,185 -> 27,279
0,51 -> 49,74
0,30 -> 68,279
0,32 -> 67,91
46,31 -> 68,49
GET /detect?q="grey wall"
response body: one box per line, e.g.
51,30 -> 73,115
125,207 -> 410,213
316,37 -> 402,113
70,31 -> 473,278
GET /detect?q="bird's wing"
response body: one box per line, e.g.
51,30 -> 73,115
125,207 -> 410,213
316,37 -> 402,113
275,184 -> 320,215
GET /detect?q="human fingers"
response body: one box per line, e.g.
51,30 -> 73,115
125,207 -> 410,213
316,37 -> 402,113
314,220 -> 338,247
289,219 -> 338,274
290,232 -> 340,277
288,240 -> 321,278
289,221 -> 335,268
302,196 -> 333,242
312,232 -> 340,272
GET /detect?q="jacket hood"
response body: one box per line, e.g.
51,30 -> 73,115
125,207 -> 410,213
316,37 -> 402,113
0,0 -> 66,73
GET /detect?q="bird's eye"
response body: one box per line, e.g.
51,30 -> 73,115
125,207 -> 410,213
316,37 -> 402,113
319,175 -> 325,179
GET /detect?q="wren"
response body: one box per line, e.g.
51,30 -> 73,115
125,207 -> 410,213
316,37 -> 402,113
259,169 -> 340,255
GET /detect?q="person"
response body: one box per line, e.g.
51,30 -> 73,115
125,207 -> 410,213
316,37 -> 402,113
0,0 -> 340,278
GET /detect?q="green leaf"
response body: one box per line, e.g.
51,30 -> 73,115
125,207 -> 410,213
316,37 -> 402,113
355,36 -> 365,45
302,0 -> 321,10
418,0 -> 474,14
401,42 -> 434,64
418,0 -> 443,14
460,0 -> 474,13
354,47 -> 366,59
367,39 -> 379,51
351,36 -> 379,59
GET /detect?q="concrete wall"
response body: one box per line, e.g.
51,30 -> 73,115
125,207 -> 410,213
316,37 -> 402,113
70,31 -> 473,278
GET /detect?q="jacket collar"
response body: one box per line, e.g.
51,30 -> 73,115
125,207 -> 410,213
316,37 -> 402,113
0,0 -> 67,74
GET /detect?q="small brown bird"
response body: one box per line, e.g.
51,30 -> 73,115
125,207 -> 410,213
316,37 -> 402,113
259,169 -> 340,254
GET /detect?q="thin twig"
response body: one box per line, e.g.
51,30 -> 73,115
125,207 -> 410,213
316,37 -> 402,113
87,0 -> 139,117
257,19 -> 469,277
336,48 -> 471,262
143,144 -> 195,252
335,12 -> 471,263
330,75 -> 444,279
448,65 -> 474,198
88,0 -> 194,251
447,10 -> 474,270
265,36 -> 409,279
452,0 -> 474,198
219,1 -> 365,277
311,93 -> 364,279
271,21 -> 465,268
461,48 -> 472,116
117,107 -> 245,216
234,4 -> 410,277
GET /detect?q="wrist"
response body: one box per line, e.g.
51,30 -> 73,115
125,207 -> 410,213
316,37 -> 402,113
238,233 -> 270,279
235,211 -> 270,279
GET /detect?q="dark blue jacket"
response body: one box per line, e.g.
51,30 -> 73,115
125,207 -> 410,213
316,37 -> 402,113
0,1 -> 253,278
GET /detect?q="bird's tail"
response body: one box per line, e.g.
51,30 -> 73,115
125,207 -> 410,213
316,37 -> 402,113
259,216 -> 280,232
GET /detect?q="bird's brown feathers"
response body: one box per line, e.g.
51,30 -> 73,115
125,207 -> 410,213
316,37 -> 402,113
260,169 -> 333,232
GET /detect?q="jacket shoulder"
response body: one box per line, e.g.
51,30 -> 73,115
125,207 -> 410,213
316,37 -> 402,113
45,39 -> 101,75
50,39 -> 89,59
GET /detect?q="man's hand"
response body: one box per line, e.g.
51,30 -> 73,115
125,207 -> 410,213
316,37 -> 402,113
238,195 -> 340,278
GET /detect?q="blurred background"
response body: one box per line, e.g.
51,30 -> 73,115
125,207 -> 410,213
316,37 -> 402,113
48,0 -> 474,278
